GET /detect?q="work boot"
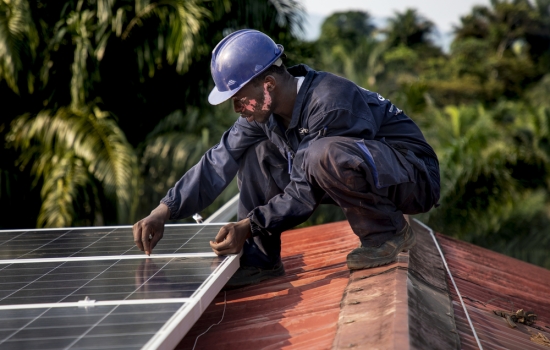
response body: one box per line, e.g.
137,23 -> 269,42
224,262 -> 285,289
346,222 -> 416,270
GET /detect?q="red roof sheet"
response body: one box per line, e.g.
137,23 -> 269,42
176,220 -> 550,350
177,221 -> 359,350
332,253 -> 411,349
438,233 -> 550,350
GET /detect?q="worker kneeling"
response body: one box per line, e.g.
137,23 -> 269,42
133,30 -> 440,289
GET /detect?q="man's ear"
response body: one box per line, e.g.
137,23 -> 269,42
264,75 -> 276,91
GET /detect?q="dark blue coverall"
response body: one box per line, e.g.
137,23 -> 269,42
161,65 -> 440,269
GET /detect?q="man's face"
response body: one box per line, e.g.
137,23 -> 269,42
231,78 -> 273,124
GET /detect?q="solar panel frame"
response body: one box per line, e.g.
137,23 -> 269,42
0,224 -> 240,350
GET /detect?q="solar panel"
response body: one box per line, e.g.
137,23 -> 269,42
0,224 -> 239,350
0,225 -> 224,260
0,303 -> 186,350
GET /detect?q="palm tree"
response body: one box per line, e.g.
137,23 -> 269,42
315,11 -> 385,90
1,0 -> 305,228
384,9 -> 436,49
452,0 -> 550,99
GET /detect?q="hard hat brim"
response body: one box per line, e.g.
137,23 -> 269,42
208,85 -> 241,105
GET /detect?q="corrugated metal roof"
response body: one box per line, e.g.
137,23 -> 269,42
175,220 -> 550,350
437,234 -> 550,350
332,252 -> 411,349
177,221 -> 358,350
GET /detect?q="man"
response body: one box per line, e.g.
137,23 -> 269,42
133,29 -> 440,288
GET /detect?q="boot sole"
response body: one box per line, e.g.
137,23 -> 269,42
347,226 -> 417,270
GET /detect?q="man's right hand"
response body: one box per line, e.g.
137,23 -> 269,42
133,203 -> 171,255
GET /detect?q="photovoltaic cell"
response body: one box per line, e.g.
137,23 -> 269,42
0,303 -> 184,350
0,224 -> 240,349
0,256 -> 226,305
0,225 -> 222,260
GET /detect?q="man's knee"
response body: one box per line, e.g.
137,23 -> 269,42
304,137 -> 330,168
303,137 -> 363,180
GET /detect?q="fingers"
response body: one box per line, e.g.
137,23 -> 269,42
141,225 -> 151,255
150,230 -> 163,250
209,223 -> 243,255
133,206 -> 168,256
133,220 -> 162,255
209,237 -> 233,254
133,224 -> 144,252
210,244 -> 242,255
213,225 -> 230,243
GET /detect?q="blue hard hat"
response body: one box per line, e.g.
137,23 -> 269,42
208,29 -> 284,105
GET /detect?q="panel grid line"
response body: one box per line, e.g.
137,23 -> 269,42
16,230 -> 74,259
0,230 -> 135,346
0,228 -> 120,303
62,304 -> 118,350
0,298 -> 193,310
56,253 -> 133,304
0,223 -> 226,233
0,252 -> 218,265
64,225 -> 211,349
0,223 -> 231,350
0,226 -> 108,271
175,224 -> 209,252
0,308 -> 49,346
63,259 -> 177,349
0,231 -> 28,248
0,229 -> 71,272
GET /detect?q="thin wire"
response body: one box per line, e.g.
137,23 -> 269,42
415,219 -> 484,350
192,291 -> 227,350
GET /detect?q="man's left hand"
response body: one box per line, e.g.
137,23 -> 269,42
210,218 -> 252,255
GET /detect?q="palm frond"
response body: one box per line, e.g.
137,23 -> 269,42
0,0 -> 39,94
122,0 -> 211,74
267,0 -> 305,35
7,105 -> 139,226
421,104 -> 520,237
137,106 -> 238,219
37,151 -> 96,227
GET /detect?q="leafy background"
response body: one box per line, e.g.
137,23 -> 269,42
1,0 -> 550,269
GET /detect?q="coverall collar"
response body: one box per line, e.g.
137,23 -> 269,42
266,65 -> 316,132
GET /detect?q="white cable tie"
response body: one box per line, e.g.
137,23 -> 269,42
192,213 -> 204,224
77,296 -> 96,308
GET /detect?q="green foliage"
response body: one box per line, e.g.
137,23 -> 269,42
312,3 -> 550,268
439,0 -> 550,102
314,11 -> 383,89
0,0 -> 38,94
1,0 -> 304,228
318,11 -> 375,50
7,106 -> 139,226
137,104 -> 237,220
384,8 -> 435,49
416,103 -> 550,268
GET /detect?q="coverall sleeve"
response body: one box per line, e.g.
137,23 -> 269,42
161,118 -> 267,220
248,107 -> 380,236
